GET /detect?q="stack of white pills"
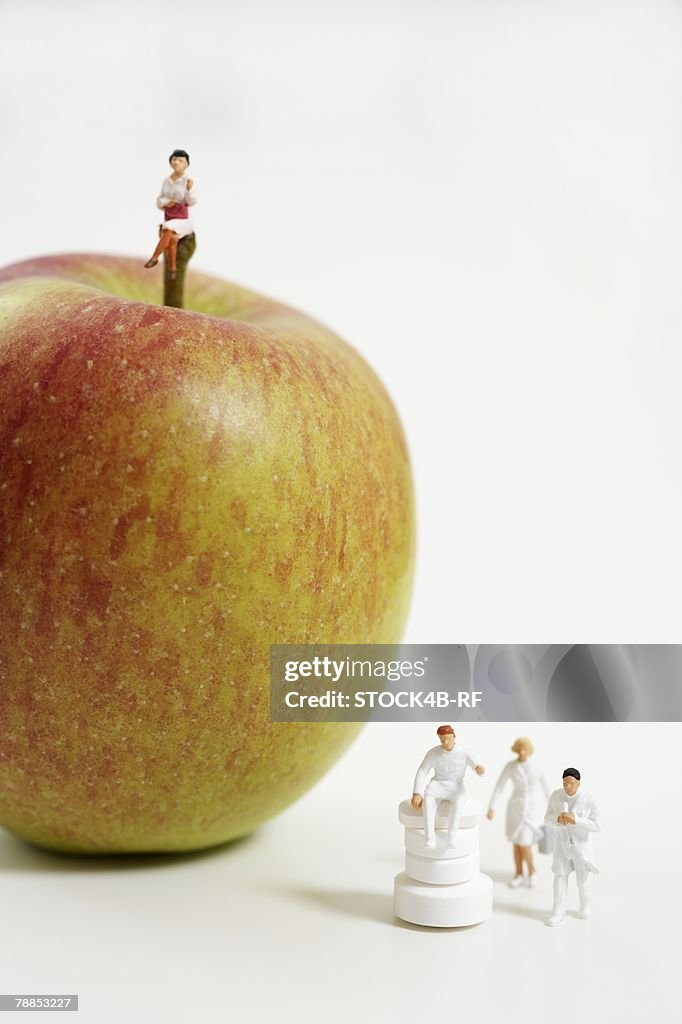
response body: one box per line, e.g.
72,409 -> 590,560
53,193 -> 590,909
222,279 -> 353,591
394,798 -> 493,927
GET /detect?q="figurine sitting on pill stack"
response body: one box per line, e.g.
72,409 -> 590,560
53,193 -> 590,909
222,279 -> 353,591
394,725 -> 492,927
411,724 -> 485,850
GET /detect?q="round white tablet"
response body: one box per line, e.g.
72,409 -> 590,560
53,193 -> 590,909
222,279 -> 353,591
404,849 -> 479,885
398,798 -> 481,830
394,872 -> 493,928
404,825 -> 479,860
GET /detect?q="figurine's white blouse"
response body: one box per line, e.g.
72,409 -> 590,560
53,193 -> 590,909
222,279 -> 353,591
488,758 -> 550,844
156,174 -> 197,238
413,744 -> 478,796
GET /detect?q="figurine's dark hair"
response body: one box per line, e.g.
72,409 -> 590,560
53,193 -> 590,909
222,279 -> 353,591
436,724 -> 455,736
562,767 -> 581,781
169,149 -> 190,165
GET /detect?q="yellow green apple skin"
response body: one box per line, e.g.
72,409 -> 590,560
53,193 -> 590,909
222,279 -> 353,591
0,255 -> 415,854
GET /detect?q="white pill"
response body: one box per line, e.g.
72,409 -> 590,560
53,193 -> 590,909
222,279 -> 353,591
405,849 -> 479,885
398,798 -> 481,830
404,825 -> 479,860
394,872 -> 493,928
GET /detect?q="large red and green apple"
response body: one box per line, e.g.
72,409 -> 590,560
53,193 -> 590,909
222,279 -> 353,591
0,255 -> 415,854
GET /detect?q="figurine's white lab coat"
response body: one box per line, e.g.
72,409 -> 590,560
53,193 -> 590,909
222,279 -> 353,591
413,744 -> 479,843
488,758 -> 550,845
544,788 -> 600,877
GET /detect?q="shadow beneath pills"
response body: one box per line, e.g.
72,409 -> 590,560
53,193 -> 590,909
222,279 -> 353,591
0,826 -> 257,873
393,917 -> 486,933
291,887 -> 396,926
291,888 -> 490,932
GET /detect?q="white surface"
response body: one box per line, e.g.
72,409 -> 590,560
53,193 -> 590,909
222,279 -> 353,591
404,848 -> 480,885
404,824 -> 480,860
2,722 -> 681,1023
1,0 -> 681,1020
398,797 -> 481,830
394,871 -> 494,928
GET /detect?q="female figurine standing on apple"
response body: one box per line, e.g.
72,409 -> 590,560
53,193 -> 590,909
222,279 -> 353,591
144,149 -> 196,281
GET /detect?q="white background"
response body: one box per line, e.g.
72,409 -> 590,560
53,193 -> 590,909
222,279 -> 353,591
1,1 -> 681,1021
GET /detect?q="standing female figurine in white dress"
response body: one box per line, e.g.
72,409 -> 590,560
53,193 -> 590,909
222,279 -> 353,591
486,737 -> 550,888
144,149 -> 197,281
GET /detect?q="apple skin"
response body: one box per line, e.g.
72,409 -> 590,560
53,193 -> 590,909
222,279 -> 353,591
0,254 -> 415,854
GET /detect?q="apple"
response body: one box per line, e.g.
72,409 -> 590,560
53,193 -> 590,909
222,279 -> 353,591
0,254 -> 415,854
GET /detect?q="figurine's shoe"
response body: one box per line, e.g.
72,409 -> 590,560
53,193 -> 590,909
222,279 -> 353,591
525,874 -> 536,888
576,905 -> 591,919
423,837 -> 436,850
144,259 -> 158,268
445,833 -> 457,850
545,913 -> 565,927
508,875 -> 524,888
169,270 -> 177,281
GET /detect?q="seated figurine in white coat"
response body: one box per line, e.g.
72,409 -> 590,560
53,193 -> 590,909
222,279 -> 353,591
411,725 -> 485,851
486,737 -> 550,889
544,767 -> 600,927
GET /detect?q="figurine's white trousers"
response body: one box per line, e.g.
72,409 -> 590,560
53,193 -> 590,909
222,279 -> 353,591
423,780 -> 466,841
551,870 -> 590,919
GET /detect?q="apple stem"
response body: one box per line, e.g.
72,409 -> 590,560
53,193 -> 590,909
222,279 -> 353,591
163,232 -> 197,309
